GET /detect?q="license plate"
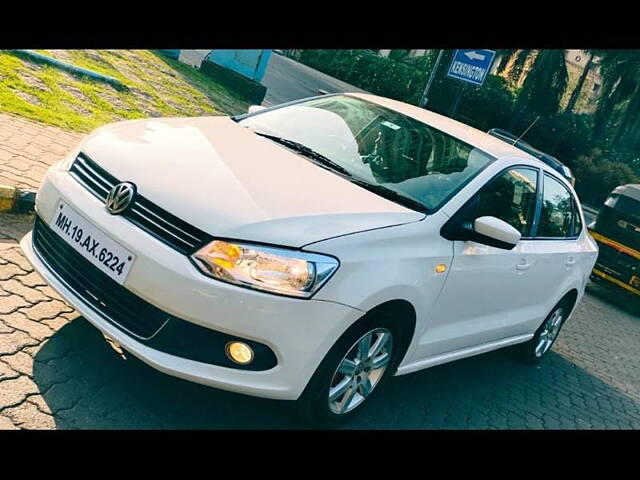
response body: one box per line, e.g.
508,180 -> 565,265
49,199 -> 136,285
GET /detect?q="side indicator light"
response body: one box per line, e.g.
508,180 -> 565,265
435,264 -> 447,274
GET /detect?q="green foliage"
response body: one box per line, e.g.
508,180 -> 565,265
572,148 -> 639,206
519,113 -> 595,169
451,75 -> 516,131
298,49 -> 516,133
508,50 -> 569,133
400,53 -> 436,71
298,49 -> 431,104
592,50 -> 640,146
388,50 -> 409,62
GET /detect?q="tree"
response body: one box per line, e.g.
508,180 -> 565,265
592,50 -> 640,148
508,50 -> 569,131
496,49 -> 535,85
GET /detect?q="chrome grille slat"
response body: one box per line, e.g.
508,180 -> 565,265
69,153 -> 213,254
128,207 -> 198,248
70,168 -> 110,196
73,160 -> 114,192
132,202 -> 201,242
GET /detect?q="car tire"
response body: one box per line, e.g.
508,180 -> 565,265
516,300 -> 569,365
294,312 -> 405,427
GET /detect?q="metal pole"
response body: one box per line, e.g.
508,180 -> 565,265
419,49 -> 444,107
450,82 -> 464,117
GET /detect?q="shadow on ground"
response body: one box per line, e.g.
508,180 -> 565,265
586,280 -> 640,318
0,213 -> 34,243
34,314 -> 640,429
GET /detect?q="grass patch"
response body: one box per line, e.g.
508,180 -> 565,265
0,50 -> 251,132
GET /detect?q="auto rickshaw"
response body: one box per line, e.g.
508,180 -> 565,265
589,184 -> 640,295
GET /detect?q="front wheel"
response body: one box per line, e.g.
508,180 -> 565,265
295,315 -> 402,426
516,302 -> 567,364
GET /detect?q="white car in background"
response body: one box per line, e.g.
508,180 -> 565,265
21,93 -> 598,424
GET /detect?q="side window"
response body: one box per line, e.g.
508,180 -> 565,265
571,197 -> 583,236
474,168 -> 538,236
538,174 -> 574,238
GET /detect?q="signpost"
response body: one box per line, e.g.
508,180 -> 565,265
419,49 -> 444,107
446,49 -> 496,86
445,49 -> 496,117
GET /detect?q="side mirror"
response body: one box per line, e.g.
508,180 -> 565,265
471,216 -> 521,250
248,105 -> 266,114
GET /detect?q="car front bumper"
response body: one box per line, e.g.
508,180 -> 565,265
20,163 -> 364,400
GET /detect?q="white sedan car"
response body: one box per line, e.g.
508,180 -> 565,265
20,93 -> 598,424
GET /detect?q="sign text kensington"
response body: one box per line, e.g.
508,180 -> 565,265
447,50 -> 496,87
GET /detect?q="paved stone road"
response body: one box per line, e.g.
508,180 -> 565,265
2,114 -> 640,429
0,114 -> 84,191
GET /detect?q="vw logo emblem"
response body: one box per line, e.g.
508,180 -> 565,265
105,182 -> 136,215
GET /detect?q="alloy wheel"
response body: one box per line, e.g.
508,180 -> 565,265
535,308 -> 564,358
327,328 -> 393,415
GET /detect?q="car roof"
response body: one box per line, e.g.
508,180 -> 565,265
346,93 -> 542,164
613,184 -> 640,202
487,128 -> 571,172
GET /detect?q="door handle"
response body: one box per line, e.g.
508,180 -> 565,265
566,256 -> 576,267
516,260 -> 531,271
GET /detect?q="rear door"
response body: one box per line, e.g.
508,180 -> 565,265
526,173 -> 584,321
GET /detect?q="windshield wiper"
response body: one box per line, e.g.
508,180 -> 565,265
253,132 -> 353,177
348,179 -> 429,214
253,131 -> 427,214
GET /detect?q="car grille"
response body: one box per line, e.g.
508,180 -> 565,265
69,153 -> 213,255
32,216 -> 175,340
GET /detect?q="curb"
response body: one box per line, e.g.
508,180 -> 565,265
0,185 -> 36,214
8,50 -> 128,91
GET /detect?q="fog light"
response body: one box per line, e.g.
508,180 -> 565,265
226,341 -> 254,365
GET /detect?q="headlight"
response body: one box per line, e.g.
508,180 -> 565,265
192,240 -> 339,298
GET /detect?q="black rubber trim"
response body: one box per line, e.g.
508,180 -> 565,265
32,215 -> 277,371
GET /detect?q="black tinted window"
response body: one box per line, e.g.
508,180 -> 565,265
538,174 -> 573,238
572,198 -> 583,236
475,168 -> 538,236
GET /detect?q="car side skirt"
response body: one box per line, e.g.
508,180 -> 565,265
395,333 -> 533,376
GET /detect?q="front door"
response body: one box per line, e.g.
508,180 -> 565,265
415,166 -> 542,358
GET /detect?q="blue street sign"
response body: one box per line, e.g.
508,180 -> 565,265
447,49 -> 496,86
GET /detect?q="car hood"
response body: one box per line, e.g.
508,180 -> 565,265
80,116 -> 424,247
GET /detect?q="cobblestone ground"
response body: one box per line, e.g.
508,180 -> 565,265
1,210 -> 640,429
2,114 -> 640,429
0,113 -> 84,190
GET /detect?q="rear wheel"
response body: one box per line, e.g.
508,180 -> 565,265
516,302 -> 567,364
295,314 -> 404,426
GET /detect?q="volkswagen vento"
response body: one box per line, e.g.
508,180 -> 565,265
21,93 -> 598,424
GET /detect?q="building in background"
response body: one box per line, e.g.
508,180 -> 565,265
563,49 -> 602,113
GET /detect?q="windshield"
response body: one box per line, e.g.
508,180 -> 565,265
238,95 -> 496,212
